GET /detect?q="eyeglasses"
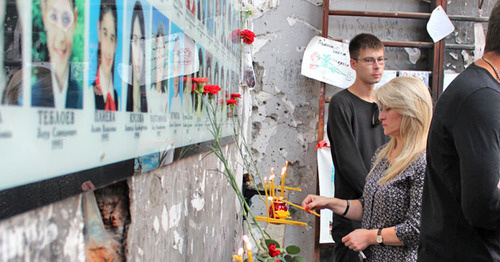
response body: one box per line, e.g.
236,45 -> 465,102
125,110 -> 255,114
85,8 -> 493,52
371,103 -> 382,126
354,57 -> 387,65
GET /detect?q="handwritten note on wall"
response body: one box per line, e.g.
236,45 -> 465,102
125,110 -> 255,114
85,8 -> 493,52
301,36 -> 355,89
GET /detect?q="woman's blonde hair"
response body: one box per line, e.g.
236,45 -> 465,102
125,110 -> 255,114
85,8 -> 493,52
372,76 -> 433,184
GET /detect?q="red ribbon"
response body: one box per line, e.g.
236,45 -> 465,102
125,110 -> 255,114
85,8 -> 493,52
104,92 -> 116,111
315,140 -> 330,150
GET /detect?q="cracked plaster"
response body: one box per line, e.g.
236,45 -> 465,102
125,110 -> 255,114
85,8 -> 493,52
247,0 -> 322,260
0,195 -> 84,262
126,145 -> 243,262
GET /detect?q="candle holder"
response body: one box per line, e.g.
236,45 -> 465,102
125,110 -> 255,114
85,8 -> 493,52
269,200 -> 288,219
254,161 -> 316,226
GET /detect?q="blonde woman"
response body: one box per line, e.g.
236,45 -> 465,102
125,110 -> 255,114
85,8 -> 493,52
302,76 -> 433,261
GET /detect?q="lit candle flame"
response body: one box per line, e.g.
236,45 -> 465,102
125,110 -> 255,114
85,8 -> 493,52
238,248 -> 244,256
242,235 -> 250,243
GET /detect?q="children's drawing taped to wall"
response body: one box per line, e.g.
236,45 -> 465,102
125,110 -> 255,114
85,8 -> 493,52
301,36 -> 355,89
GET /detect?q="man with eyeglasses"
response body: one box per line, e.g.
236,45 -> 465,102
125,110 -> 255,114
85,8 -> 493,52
327,33 -> 389,262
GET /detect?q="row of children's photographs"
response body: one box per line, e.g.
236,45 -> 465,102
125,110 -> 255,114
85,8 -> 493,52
1,0 -> 241,116
375,70 -> 430,88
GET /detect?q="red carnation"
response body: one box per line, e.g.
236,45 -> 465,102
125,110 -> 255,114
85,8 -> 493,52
240,29 -> 256,44
192,77 -> 209,84
226,99 -> 238,105
203,85 -> 221,95
230,93 -> 241,99
231,29 -> 256,44
268,244 -> 281,257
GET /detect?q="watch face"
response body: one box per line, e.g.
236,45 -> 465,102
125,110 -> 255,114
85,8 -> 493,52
376,228 -> 383,244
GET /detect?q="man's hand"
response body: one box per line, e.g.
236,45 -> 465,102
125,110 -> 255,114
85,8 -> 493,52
341,229 -> 375,252
301,194 -> 333,211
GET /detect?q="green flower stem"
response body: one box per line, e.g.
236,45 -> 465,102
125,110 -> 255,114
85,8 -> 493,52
229,123 -> 275,246
230,111 -> 267,202
204,99 -> 268,251
227,106 -> 273,243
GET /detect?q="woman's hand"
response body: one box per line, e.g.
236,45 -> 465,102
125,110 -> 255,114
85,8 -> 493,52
342,229 -> 376,252
301,194 -> 333,211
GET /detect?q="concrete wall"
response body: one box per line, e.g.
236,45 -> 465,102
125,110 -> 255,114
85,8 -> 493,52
127,145 -> 244,262
0,195 -> 84,261
247,0 -> 323,261
0,144 -> 244,261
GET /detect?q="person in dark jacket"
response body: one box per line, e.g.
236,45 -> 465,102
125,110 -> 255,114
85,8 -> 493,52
418,2 -> 500,261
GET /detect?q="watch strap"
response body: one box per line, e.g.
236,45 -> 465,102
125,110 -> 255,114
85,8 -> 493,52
377,228 -> 384,246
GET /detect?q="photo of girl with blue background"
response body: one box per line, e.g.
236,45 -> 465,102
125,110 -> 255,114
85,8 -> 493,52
88,0 -> 123,111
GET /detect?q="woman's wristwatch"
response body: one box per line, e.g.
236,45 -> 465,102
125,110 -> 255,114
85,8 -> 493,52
376,228 -> 384,246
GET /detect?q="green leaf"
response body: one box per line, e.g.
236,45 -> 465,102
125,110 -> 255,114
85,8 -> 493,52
264,239 -> 280,249
290,256 -> 306,262
178,145 -> 195,159
284,255 -> 293,262
285,245 -> 301,255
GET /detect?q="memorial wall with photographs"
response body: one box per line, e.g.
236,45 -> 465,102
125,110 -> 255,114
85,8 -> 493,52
0,0 -> 241,196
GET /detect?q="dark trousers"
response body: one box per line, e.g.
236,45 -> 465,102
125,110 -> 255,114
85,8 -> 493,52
332,213 -> 362,262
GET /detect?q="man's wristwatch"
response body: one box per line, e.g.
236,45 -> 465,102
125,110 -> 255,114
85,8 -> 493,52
376,228 -> 384,246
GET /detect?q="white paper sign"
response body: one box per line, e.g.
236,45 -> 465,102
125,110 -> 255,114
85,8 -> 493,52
443,71 -> 459,92
301,36 -> 355,88
317,142 -> 335,244
427,6 -> 455,43
473,22 -> 485,61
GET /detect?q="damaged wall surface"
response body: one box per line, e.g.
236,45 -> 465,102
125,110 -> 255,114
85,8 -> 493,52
247,0 -> 323,261
0,144 -> 244,261
0,195 -> 85,261
127,145 -> 244,262
327,0 -> 498,75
